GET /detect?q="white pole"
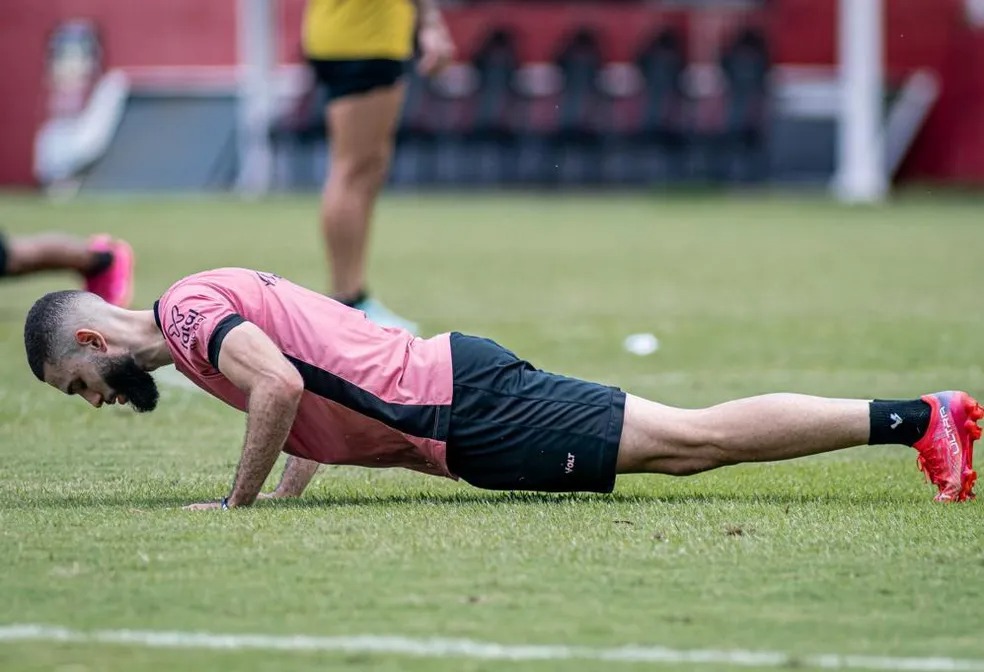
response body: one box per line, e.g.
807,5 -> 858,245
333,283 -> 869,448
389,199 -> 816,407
834,0 -> 887,203
236,0 -> 275,195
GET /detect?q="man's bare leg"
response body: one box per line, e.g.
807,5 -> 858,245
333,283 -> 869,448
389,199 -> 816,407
615,390 -> 983,501
616,393 -> 870,476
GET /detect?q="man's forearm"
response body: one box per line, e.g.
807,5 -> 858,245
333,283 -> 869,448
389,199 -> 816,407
273,456 -> 321,497
414,0 -> 443,27
227,384 -> 301,507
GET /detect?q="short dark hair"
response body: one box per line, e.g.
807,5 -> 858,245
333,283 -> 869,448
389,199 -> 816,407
24,290 -> 86,381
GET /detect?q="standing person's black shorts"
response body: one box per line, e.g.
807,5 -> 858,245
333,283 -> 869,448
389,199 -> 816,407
0,232 -> 8,277
446,333 -> 626,493
308,59 -> 407,102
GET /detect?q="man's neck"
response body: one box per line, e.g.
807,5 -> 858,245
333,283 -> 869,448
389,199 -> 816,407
112,309 -> 173,370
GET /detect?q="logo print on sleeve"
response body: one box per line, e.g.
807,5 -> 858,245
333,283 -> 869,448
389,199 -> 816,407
167,305 -> 206,349
256,271 -> 281,287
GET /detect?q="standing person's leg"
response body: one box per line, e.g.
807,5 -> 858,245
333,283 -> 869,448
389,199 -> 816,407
0,232 -> 134,307
318,59 -> 416,332
323,84 -> 404,300
616,391 -> 983,501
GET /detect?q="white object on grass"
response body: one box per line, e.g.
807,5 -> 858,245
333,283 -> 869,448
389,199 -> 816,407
623,333 -> 659,356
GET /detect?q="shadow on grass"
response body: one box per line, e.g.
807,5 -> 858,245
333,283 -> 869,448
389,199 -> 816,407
4,488 -> 911,510
284,490 -> 910,508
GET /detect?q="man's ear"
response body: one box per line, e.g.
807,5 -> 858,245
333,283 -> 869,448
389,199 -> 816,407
75,329 -> 107,352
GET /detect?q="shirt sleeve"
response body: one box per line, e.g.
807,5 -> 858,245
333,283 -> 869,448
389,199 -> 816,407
157,283 -> 246,376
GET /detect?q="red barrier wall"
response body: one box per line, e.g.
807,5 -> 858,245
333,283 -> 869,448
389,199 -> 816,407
770,0 -> 984,183
0,1 -> 239,185
1,0 -> 983,185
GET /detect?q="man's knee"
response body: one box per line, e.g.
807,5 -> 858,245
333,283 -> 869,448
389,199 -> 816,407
619,403 -> 733,475
666,412 -> 734,470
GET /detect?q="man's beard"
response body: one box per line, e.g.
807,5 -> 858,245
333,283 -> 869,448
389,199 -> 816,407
99,355 -> 160,413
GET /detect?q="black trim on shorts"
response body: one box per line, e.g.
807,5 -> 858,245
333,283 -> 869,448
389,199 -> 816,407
207,314 -> 247,369
307,58 -> 407,102
284,354 -> 451,442
0,232 -> 7,277
152,300 -> 163,333
446,333 -> 626,493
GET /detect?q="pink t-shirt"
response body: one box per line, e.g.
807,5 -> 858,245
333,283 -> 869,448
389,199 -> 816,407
154,268 -> 454,478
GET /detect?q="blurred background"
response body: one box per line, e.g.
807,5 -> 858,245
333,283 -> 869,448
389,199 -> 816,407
2,0 -> 984,200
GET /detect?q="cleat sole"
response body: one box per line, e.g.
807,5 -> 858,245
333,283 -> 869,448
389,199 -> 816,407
959,470 -> 977,502
959,394 -> 981,501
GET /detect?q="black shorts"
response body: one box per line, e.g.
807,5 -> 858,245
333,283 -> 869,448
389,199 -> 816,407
446,333 -> 626,493
0,232 -> 8,277
308,58 -> 407,102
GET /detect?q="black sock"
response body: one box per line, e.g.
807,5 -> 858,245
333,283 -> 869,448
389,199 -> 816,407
83,251 -> 114,277
869,399 -> 932,446
337,289 -> 368,308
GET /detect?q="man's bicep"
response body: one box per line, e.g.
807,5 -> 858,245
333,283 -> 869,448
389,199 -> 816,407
214,321 -> 303,394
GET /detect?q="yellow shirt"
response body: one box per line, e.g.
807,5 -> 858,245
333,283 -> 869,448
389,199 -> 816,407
303,0 -> 416,60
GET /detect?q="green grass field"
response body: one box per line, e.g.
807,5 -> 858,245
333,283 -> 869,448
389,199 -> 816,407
0,192 -> 982,671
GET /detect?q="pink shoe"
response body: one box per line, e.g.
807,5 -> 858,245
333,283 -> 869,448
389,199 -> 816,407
913,391 -> 983,502
84,235 -> 134,308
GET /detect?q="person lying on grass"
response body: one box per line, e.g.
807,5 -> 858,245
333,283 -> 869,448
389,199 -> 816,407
23,267 -> 982,508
